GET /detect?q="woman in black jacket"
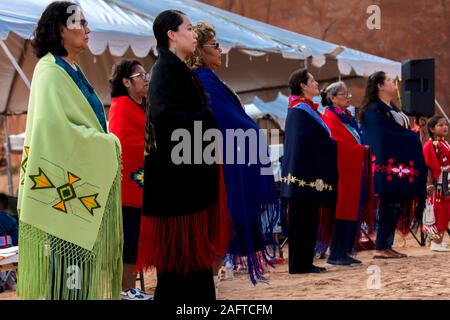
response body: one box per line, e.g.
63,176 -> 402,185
135,10 -> 231,302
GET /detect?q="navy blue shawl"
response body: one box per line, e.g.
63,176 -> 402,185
194,67 -> 279,283
281,104 -> 338,207
361,99 -> 426,197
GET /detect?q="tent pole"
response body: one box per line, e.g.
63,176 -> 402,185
3,115 -> 14,195
0,38 -> 31,196
0,39 -> 31,90
435,99 -> 449,124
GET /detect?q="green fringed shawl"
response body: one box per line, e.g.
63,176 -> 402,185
17,53 -> 123,300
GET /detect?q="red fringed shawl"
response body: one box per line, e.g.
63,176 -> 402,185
321,108 -> 375,251
136,165 -> 232,274
322,108 -> 365,221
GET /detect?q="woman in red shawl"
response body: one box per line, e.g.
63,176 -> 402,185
321,81 -> 373,265
423,115 -> 450,251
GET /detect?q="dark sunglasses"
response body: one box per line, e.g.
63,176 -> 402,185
203,42 -> 220,49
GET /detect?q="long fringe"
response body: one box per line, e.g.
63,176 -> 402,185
17,162 -> 123,300
363,147 -> 376,235
396,198 -> 421,237
260,201 -> 281,247
136,166 -> 232,275
225,250 -> 271,285
314,206 -> 335,256
355,150 -> 376,251
227,201 -> 281,285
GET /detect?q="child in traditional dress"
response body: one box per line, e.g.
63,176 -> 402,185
423,115 -> 450,251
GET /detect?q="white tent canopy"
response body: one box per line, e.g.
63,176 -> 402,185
0,0 -> 401,114
244,93 -> 289,130
244,93 -> 359,131
0,0 -> 155,56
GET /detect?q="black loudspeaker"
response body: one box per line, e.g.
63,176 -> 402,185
401,58 -> 435,117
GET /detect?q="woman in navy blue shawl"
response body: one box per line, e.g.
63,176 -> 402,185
187,23 -> 279,283
281,69 -> 338,274
359,71 -> 426,259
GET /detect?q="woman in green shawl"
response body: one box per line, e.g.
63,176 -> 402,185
17,1 -> 123,300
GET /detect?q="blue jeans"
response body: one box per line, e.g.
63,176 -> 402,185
375,196 -> 405,250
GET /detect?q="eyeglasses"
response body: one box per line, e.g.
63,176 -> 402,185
336,92 -> 352,98
203,42 -> 220,49
129,72 -> 150,81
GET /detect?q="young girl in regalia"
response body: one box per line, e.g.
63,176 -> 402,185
423,115 -> 450,251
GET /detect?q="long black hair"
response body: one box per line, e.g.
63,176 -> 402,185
427,115 -> 445,140
110,60 -> 143,98
288,68 -> 309,96
358,71 -> 386,122
32,1 -> 78,58
153,10 -> 185,49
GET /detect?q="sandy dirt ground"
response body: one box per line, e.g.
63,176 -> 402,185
2,234 -> 449,300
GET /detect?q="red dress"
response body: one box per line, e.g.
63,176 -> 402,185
423,138 -> 450,232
